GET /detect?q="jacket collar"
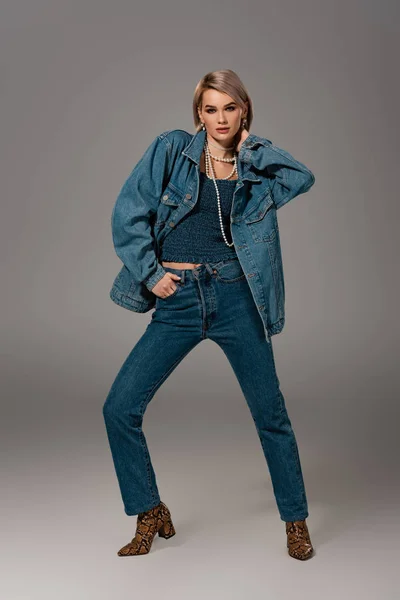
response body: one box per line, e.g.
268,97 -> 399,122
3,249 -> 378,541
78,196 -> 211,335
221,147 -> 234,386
182,129 -> 269,185
181,127 -> 207,164
181,128 -> 262,182
182,128 -> 271,163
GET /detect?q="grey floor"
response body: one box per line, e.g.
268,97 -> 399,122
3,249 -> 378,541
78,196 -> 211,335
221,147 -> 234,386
3,342 -> 398,600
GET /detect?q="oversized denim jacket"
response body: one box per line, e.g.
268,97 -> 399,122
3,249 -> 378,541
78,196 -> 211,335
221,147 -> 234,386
109,127 -> 315,342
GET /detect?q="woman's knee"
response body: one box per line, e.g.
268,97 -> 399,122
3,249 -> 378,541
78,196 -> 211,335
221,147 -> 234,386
102,385 -> 146,425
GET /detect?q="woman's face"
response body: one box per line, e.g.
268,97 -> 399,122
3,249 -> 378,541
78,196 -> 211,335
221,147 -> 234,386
197,89 -> 248,147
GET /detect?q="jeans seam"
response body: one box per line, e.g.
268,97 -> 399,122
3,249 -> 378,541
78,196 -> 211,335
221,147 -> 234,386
215,273 -> 246,283
291,437 -> 307,505
137,342 -> 200,502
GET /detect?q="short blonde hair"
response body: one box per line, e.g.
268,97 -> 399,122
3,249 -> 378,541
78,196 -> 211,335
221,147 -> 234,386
192,69 -> 253,132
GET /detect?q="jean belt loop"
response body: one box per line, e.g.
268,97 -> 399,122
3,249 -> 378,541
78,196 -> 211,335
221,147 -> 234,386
180,269 -> 186,284
204,262 -> 215,276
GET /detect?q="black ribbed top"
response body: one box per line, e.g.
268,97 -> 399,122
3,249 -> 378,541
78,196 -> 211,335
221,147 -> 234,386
159,172 -> 238,262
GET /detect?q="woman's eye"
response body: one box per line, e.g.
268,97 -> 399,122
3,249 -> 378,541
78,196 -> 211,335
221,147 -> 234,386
205,107 -> 236,113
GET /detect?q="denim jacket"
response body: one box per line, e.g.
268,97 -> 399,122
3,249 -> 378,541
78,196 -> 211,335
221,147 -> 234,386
109,127 -> 315,341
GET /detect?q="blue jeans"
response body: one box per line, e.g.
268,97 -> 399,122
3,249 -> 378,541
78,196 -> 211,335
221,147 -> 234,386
103,257 -> 309,522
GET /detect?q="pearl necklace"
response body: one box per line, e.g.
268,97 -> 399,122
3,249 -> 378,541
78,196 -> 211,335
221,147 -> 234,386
204,139 -> 238,248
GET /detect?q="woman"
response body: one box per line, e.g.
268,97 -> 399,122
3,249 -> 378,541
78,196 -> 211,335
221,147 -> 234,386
103,69 -> 315,560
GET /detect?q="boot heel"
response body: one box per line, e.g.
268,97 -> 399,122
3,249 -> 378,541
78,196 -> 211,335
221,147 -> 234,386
158,517 -> 176,539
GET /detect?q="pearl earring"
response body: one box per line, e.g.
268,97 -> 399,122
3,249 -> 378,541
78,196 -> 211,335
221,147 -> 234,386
201,122 -> 206,130
241,118 -> 247,129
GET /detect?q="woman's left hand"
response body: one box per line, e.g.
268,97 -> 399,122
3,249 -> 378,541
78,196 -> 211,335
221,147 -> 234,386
235,128 -> 250,153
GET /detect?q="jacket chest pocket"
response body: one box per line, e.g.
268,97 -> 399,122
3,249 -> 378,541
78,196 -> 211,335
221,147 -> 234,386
243,189 -> 277,243
155,182 -> 186,226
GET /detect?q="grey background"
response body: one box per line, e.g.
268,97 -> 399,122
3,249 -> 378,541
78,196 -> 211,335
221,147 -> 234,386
1,1 -> 399,598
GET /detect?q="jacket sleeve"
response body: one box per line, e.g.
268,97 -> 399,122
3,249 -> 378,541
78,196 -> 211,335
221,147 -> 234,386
111,134 -> 170,292
239,134 -> 315,210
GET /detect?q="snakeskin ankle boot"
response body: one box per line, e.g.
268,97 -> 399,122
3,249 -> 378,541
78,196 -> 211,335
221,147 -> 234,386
285,519 -> 314,560
117,500 -> 176,556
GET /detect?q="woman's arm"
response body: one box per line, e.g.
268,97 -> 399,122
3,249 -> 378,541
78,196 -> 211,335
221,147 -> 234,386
111,134 -> 170,291
238,133 -> 315,210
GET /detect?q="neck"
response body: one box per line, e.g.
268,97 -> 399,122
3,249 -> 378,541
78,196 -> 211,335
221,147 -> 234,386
206,135 -> 235,157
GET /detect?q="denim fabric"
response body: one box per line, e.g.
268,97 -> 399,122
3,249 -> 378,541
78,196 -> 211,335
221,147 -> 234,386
109,128 -> 315,342
103,257 -> 309,522
159,172 -> 238,263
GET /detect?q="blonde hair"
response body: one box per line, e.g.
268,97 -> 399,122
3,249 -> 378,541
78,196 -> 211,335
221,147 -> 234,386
192,69 -> 253,132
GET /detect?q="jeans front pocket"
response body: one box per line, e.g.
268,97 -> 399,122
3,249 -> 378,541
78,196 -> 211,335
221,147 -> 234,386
155,269 -> 185,308
156,283 -> 181,303
214,259 -> 247,283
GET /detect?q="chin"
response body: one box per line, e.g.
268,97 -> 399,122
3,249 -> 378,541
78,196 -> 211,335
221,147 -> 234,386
213,130 -> 235,142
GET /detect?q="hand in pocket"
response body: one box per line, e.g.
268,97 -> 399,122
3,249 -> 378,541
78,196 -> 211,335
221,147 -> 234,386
151,272 -> 181,298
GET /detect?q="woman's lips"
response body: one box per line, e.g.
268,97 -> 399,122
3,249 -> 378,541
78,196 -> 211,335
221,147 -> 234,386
216,128 -> 229,132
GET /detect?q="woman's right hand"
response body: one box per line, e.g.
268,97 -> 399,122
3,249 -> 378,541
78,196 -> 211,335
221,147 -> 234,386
151,272 -> 182,298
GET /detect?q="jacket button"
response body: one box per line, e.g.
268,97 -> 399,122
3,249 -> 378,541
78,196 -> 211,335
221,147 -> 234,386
169,221 -> 175,227
185,193 -> 192,199
163,194 -> 169,200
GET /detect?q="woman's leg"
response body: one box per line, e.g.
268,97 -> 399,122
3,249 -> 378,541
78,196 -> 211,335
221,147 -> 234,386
206,260 -> 309,522
215,329 -> 309,522
103,315 -> 201,516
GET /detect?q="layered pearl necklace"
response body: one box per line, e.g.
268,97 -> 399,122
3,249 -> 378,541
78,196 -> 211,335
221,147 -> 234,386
204,138 -> 238,248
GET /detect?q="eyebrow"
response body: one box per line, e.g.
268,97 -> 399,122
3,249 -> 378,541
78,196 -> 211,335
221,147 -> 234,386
204,102 -> 236,108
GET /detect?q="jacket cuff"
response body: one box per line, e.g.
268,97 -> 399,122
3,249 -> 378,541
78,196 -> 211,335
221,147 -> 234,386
143,263 -> 167,292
